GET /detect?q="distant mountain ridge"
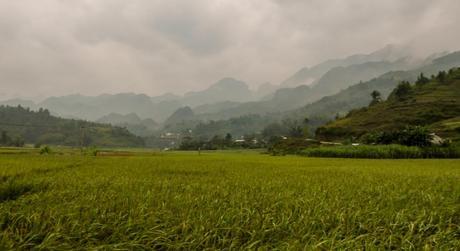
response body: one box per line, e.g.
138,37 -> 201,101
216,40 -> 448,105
182,78 -> 254,107
164,106 -> 195,126
97,112 -> 144,125
280,44 -> 412,88
0,77 -> 256,123
187,50 -> 460,122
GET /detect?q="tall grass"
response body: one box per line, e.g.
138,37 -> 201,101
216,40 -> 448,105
0,152 -> 459,249
299,144 -> 460,159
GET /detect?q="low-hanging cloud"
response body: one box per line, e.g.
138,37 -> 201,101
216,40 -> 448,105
0,0 -> 459,99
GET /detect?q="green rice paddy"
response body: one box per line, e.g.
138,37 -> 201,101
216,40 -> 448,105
0,149 -> 459,249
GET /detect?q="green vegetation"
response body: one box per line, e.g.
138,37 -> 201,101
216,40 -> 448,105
175,116 -> 315,151
268,138 -> 320,155
317,68 -> 460,142
39,146 -> 52,155
361,126 -> 433,147
0,150 -> 459,249
0,106 -> 144,147
179,133 -> 266,150
300,144 -> 460,159
0,131 -> 24,147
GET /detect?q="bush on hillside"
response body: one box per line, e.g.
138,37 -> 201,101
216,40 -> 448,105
398,126 -> 432,147
390,81 -> 412,100
415,73 -> 430,86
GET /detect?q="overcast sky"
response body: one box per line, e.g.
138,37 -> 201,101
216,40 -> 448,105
0,0 -> 459,99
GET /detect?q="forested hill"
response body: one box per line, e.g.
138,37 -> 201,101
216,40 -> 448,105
316,68 -> 460,141
0,106 -> 144,147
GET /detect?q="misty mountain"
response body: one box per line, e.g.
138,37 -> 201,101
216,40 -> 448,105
280,67 -> 316,88
254,82 -> 281,100
188,60 -> 414,121
97,113 -> 144,125
188,50 -> 460,125
182,78 -> 254,107
164,106 -> 196,126
280,44 -> 411,88
193,85 -> 314,120
96,113 -> 160,137
417,51 -> 460,74
38,93 -> 155,121
309,60 -> 411,98
177,52 -> 460,139
0,77 -> 255,123
193,101 -> 242,115
150,93 -> 181,104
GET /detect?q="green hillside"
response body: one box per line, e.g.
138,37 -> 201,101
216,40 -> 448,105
287,71 -> 413,121
0,106 -> 144,147
288,51 -> 460,121
316,68 -> 460,142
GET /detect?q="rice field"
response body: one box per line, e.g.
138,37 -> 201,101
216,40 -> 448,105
0,149 -> 459,249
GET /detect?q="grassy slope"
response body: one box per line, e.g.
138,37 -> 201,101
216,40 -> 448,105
1,151 -> 459,249
431,117 -> 460,144
317,69 -> 460,140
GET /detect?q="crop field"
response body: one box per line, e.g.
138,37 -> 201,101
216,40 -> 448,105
0,149 -> 459,249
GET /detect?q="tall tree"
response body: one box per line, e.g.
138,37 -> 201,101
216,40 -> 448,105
370,90 -> 382,105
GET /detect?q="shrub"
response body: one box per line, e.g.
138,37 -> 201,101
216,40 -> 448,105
390,81 -> 412,100
10,137 -> 25,147
39,146 -> 52,155
360,126 -> 433,147
0,131 -> 25,147
415,73 -> 430,86
436,71 -> 447,83
269,138 -> 320,156
81,146 -> 99,156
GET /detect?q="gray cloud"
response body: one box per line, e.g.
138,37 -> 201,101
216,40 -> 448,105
0,0 -> 459,99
